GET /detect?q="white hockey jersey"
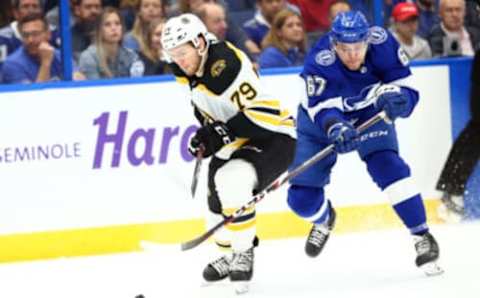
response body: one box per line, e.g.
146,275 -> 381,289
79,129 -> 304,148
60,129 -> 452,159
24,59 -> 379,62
171,41 -> 296,159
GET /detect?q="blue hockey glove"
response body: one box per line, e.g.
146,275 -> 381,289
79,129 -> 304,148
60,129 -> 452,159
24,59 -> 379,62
188,121 -> 235,158
375,91 -> 409,121
327,121 -> 360,154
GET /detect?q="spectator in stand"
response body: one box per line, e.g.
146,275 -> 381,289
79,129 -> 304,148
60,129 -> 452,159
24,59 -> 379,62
1,13 -> 63,83
138,18 -> 168,75
428,0 -> 480,57
72,0 -> 103,62
287,0 -> 334,42
258,9 -> 306,68
195,2 -> 228,40
328,0 -> 351,23
465,0 -> 480,29
390,2 -> 432,60
416,0 -> 441,38
123,0 -> 166,52
0,1 -> 14,28
119,0 -> 139,31
0,0 -> 43,68
79,7 -> 144,79
175,0 -> 261,59
243,0 -> 289,48
44,0 -> 76,27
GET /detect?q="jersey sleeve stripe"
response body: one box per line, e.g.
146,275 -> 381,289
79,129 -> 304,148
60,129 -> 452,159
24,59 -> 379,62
304,96 -> 343,121
248,100 -> 280,109
388,75 -> 417,90
244,110 -> 294,127
247,106 -> 281,115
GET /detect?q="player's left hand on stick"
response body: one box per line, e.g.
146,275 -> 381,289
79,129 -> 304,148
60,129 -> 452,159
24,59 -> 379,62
375,89 -> 409,121
188,121 -> 236,158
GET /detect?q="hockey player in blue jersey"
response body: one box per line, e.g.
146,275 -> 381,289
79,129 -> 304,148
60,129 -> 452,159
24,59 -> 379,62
286,11 -> 443,276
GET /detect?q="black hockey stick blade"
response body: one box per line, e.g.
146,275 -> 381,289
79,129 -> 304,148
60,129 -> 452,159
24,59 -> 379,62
190,147 -> 204,198
180,111 -> 389,251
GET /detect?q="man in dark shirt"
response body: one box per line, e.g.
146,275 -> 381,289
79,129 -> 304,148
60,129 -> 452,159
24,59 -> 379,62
71,0 -> 102,62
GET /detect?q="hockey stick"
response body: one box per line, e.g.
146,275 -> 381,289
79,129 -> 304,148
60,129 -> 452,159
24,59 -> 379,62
180,111 -> 390,251
190,146 -> 204,198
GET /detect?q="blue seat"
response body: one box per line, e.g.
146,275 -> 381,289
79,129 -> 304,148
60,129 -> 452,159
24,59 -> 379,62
225,0 -> 256,11
229,10 -> 255,27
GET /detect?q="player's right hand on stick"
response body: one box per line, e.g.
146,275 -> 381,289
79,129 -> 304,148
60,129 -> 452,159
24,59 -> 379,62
375,89 -> 409,121
188,121 -> 235,158
327,121 -> 360,154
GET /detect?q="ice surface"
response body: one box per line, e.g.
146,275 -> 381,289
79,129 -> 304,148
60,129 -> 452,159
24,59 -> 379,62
0,222 -> 478,298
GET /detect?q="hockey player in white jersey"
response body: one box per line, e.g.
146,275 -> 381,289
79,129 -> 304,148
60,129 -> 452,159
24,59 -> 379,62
286,11 -> 443,276
161,14 -> 296,293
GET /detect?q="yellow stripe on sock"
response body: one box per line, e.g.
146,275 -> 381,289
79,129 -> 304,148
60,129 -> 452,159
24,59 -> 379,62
226,218 -> 257,232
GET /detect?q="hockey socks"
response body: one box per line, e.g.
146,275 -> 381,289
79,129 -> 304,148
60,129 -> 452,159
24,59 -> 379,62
391,194 -> 428,235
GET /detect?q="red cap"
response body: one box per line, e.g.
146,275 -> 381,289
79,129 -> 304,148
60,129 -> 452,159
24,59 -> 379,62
392,2 -> 419,22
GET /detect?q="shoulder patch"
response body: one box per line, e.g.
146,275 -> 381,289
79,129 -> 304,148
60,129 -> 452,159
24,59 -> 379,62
368,26 -> 388,45
398,47 -> 410,66
211,59 -> 227,77
315,50 -> 336,66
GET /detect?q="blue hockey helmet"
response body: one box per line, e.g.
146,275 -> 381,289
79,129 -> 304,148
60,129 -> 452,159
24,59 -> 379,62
330,11 -> 370,44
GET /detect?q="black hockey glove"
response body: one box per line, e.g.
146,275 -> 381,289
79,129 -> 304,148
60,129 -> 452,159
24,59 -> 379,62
188,121 -> 236,158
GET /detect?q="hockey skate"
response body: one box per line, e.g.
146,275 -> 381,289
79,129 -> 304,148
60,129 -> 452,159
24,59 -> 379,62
202,255 -> 230,282
413,232 -> 444,276
229,247 -> 254,294
305,207 -> 336,257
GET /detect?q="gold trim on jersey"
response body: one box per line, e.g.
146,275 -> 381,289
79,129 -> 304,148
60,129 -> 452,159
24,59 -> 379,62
249,100 -> 281,109
215,138 -> 249,160
225,42 -> 245,62
176,76 -> 189,85
196,83 -> 217,97
244,109 -> 295,127
175,75 -> 218,97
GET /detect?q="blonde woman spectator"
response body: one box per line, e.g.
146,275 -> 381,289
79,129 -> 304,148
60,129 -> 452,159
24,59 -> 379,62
138,18 -> 168,75
79,7 -> 144,79
123,0 -> 166,52
390,2 -> 432,60
258,9 -> 306,68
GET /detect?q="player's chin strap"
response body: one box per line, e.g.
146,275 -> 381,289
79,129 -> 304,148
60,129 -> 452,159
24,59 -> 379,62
180,111 -> 391,251
195,33 -> 217,77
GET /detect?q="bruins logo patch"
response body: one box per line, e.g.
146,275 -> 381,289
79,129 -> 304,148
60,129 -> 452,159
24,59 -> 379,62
211,59 -> 227,77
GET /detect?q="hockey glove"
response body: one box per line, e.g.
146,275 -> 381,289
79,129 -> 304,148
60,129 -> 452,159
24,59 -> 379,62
375,91 -> 409,121
188,121 -> 236,158
327,121 -> 360,154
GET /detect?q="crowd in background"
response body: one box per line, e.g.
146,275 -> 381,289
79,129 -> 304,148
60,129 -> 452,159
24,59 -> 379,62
0,0 -> 479,84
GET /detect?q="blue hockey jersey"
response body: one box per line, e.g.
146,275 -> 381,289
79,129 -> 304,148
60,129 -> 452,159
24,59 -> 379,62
300,26 -> 419,134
